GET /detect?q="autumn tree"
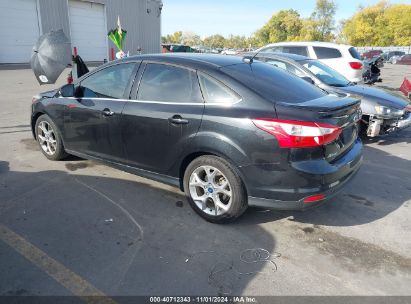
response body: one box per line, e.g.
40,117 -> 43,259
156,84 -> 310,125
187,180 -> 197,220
343,1 -> 411,46
310,0 -> 337,41
162,31 -> 183,44
254,9 -> 303,45
203,34 -> 226,48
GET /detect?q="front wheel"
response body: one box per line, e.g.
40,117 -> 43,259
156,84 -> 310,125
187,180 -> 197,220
183,155 -> 248,223
35,114 -> 68,161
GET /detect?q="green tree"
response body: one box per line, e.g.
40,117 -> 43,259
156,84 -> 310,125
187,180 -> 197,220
310,0 -> 337,41
162,31 -> 183,44
254,9 -> 303,45
203,34 -> 226,48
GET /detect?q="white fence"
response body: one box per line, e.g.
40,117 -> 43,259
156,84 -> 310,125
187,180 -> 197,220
356,46 -> 411,54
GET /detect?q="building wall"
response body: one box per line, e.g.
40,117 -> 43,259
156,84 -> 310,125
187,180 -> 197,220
38,0 -> 161,58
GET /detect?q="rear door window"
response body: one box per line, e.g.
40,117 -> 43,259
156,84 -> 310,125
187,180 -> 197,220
198,72 -> 240,104
313,47 -> 342,59
261,46 -> 308,57
137,63 -> 201,103
282,46 -> 308,57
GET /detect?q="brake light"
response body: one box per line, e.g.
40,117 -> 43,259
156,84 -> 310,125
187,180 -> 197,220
252,119 -> 342,148
349,62 -> 363,70
303,194 -> 325,203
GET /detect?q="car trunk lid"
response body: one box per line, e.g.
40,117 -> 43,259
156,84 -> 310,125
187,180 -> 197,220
274,95 -> 361,161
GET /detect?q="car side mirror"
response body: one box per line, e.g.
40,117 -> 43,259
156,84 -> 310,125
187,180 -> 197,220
60,84 -> 75,97
301,76 -> 314,84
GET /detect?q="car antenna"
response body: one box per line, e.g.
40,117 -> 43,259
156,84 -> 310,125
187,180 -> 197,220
243,50 -> 259,64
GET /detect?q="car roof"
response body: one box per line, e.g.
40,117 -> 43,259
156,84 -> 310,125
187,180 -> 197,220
260,41 -> 353,49
121,53 -> 246,70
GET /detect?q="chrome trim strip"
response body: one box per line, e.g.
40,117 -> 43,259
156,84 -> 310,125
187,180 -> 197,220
60,96 -> 240,106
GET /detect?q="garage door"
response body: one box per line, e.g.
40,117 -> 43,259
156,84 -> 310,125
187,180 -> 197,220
0,0 -> 40,63
68,0 -> 107,62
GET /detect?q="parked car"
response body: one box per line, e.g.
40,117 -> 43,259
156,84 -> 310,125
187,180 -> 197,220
256,42 -> 364,83
221,49 -> 237,55
31,54 -> 362,223
382,51 -> 405,63
249,52 -> 411,137
394,54 -> 411,65
161,44 -> 196,53
361,50 -> 383,60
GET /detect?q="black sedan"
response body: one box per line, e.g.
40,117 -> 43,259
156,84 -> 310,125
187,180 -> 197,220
250,52 -> 411,137
31,54 -> 362,223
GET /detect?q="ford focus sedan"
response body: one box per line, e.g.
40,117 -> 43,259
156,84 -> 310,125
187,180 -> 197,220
31,54 -> 362,223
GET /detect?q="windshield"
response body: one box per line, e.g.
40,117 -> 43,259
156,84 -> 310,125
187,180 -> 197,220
302,60 -> 350,87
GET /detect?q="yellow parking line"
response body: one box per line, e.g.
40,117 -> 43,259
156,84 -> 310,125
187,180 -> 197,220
0,224 -> 116,304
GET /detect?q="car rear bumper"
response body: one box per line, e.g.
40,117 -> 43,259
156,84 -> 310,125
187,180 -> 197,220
243,139 -> 363,210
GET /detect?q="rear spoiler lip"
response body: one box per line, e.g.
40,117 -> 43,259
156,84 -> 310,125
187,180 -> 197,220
276,96 -> 361,112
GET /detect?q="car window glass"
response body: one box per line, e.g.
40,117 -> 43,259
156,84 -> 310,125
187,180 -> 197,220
348,47 -> 362,60
80,63 -> 135,99
313,47 -> 342,59
302,60 -> 349,87
263,59 -> 305,77
281,46 -> 308,56
221,62 -> 325,104
198,73 -> 240,103
260,47 -> 281,53
137,64 -> 199,103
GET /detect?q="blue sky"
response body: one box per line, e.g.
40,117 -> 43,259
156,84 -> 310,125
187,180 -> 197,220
162,0 -> 411,37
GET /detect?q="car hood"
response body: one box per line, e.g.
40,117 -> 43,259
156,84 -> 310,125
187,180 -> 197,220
40,89 -> 59,98
337,85 -> 408,110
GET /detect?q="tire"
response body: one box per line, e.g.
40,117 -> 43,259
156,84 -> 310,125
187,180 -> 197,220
35,114 -> 68,161
183,155 -> 248,223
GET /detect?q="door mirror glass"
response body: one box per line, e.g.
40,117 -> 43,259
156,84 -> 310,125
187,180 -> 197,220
300,76 -> 314,84
60,84 -> 75,97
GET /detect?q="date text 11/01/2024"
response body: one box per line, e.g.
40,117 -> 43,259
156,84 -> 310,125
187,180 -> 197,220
149,296 -> 257,303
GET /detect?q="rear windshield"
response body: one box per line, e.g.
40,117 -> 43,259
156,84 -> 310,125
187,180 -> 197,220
221,62 -> 326,104
349,47 -> 362,60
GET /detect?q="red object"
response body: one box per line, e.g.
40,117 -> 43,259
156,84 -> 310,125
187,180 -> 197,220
400,77 -> 411,98
111,48 -> 115,61
396,54 -> 411,65
67,71 -> 73,84
361,50 -> 383,60
303,194 -> 326,203
252,119 -> 342,148
349,62 -> 363,70
73,47 -> 77,57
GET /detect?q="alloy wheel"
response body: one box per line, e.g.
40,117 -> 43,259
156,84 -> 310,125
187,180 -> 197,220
37,121 -> 57,156
189,165 -> 232,216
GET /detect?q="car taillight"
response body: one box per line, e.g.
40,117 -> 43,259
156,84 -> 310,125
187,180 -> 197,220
252,119 -> 342,148
349,62 -> 363,69
303,194 -> 325,203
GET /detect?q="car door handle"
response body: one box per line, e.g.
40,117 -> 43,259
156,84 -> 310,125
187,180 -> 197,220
168,115 -> 189,125
102,108 -> 114,116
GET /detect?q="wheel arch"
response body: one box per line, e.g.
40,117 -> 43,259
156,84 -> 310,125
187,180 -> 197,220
178,150 -> 249,197
31,111 -> 45,139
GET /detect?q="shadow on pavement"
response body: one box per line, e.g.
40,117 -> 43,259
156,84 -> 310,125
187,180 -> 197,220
0,160 -> 277,296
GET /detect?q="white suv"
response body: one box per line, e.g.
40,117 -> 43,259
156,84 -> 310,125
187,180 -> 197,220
257,42 -> 364,83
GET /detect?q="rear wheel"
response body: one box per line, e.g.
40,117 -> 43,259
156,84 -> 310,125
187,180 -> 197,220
183,155 -> 247,223
35,114 -> 68,161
